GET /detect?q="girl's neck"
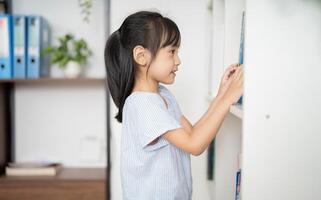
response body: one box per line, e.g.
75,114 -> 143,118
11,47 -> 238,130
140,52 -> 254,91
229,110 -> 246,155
132,78 -> 159,94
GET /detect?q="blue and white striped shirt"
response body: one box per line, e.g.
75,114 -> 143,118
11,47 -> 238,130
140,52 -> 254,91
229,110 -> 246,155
121,84 -> 192,200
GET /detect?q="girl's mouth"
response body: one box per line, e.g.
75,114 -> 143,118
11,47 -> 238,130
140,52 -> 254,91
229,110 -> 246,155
171,69 -> 178,75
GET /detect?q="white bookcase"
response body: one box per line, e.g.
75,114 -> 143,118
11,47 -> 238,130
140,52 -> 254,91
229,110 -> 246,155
209,0 -> 321,199
208,0 -> 244,200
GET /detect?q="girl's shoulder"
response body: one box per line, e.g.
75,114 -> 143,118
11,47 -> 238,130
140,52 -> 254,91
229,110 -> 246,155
124,85 -> 173,109
125,89 -> 162,108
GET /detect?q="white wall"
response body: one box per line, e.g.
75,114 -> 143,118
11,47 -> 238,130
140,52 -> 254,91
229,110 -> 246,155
243,0 -> 321,199
13,0 -> 107,167
109,0 -> 213,199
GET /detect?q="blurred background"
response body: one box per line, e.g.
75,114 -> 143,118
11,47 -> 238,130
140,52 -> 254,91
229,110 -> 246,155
0,0 -> 321,200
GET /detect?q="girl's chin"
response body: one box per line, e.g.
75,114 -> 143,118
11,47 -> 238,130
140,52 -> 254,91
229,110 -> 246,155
159,74 -> 176,84
160,78 -> 175,84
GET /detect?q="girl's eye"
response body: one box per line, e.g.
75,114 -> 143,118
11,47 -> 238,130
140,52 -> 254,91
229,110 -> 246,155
170,49 -> 176,54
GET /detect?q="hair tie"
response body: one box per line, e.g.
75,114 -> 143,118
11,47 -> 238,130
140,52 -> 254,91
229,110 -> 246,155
117,27 -> 122,35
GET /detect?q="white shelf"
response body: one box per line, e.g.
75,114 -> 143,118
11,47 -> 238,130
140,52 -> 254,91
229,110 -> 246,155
229,104 -> 243,119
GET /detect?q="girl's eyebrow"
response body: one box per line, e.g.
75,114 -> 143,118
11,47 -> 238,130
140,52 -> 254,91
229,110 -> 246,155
166,45 -> 180,50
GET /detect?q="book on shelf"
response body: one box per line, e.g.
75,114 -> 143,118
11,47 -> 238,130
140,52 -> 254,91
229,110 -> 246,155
0,14 -> 49,80
235,169 -> 242,200
235,152 -> 242,200
5,161 -> 62,176
236,11 -> 245,105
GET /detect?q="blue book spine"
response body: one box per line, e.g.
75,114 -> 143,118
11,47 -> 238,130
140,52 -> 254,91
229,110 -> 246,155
239,12 -> 245,66
40,16 -> 50,77
0,14 -> 13,79
13,15 -> 27,78
26,15 -> 50,79
237,11 -> 245,105
27,15 -> 42,79
235,170 -> 242,200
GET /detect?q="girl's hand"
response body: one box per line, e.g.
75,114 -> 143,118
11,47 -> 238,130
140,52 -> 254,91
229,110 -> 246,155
221,65 -> 244,105
216,63 -> 239,99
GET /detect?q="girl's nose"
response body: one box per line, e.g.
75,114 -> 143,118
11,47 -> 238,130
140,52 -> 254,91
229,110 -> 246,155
175,55 -> 181,66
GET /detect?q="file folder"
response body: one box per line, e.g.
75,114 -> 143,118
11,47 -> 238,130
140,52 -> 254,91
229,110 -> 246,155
27,16 -> 49,78
0,14 -> 13,79
13,15 -> 27,78
237,11 -> 245,105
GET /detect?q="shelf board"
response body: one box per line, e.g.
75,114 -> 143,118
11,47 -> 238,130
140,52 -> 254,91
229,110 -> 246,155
0,167 -> 106,181
0,168 -> 107,199
229,104 -> 243,119
0,77 -> 106,84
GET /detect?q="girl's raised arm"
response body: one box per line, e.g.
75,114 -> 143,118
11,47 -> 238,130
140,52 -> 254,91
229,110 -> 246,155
163,66 -> 243,156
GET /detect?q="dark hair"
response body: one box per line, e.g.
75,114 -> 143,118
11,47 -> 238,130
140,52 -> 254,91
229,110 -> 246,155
104,11 -> 181,123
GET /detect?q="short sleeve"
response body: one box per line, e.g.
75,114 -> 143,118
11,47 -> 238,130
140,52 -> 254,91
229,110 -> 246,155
129,94 -> 182,151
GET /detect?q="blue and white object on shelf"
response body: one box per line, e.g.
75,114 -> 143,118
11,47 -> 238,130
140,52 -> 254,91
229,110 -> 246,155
0,14 -> 13,79
13,15 -> 27,78
27,16 -> 49,78
237,11 -> 245,105
235,169 -> 242,200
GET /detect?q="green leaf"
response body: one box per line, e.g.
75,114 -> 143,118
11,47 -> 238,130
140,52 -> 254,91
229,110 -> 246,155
43,33 -> 92,69
59,56 -> 70,68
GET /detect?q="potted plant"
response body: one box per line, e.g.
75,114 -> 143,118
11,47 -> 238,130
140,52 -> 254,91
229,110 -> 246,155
43,33 -> 92,78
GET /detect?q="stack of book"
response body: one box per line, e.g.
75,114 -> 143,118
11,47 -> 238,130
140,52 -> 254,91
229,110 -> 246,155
5,162 -> 62,176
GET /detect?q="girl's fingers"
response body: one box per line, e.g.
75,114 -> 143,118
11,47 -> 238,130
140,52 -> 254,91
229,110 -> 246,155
228,63 -> 239,70
236,66 -> 244,79
226,63 -> 238,69
233,65 -> 244,80
236,69 -> 244,89
223,64 -> 238,80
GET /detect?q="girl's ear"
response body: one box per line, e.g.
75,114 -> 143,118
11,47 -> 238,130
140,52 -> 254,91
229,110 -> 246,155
133,45 -> 150,66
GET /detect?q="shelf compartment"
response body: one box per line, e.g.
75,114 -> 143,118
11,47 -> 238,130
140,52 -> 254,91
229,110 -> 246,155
229,104 -> 243,119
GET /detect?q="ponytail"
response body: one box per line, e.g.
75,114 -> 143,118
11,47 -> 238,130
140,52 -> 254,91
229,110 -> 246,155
104,11 -> 181,123
104,30 -> 135,123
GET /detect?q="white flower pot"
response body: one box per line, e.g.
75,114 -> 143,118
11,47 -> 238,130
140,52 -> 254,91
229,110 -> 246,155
64,62 -> 83,78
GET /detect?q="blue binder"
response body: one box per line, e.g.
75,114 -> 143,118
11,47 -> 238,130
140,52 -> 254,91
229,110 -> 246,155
26,16 -> 49,78
13,15 -> 27,78
237,11 -> 245,105
0,14 -> 13,79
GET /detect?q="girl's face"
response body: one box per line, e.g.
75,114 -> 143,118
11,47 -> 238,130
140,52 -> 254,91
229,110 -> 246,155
148,45 -> 181,84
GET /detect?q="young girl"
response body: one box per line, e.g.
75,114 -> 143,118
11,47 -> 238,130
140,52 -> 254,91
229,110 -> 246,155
105,11 -> 243,200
